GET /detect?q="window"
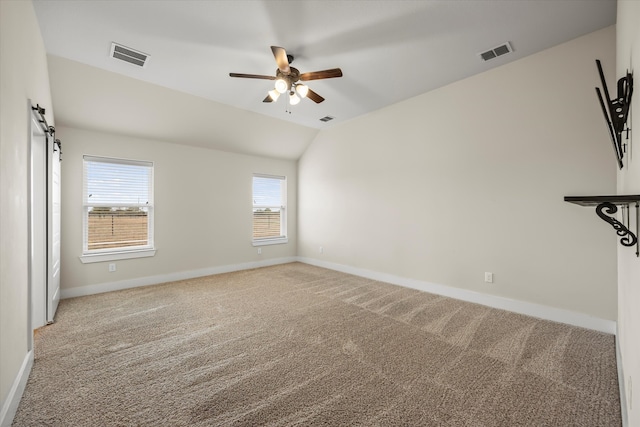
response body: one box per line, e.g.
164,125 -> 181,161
252,174 -> 287,246
81,156 -> 155,263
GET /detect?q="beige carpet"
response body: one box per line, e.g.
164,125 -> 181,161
14,262 -> 621,426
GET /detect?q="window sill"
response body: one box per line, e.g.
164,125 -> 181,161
80,249 -> 156,264
252,238 -> 288,247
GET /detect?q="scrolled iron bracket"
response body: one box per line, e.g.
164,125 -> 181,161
564,195 -> 640,257
595,202 -> 637,247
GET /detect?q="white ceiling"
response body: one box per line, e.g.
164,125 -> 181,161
33,0 -> 616,159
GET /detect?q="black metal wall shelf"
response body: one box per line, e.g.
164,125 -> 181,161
565,195 -> 640,256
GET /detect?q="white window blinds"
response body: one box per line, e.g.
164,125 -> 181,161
83,156 -> 154,253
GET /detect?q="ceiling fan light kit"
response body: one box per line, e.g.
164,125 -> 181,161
296,84 -> 309,98
275,78 -> 288,94
230,46 -> 343,106
267,89 -> 280,102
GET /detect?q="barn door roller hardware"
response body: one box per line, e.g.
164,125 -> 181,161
31,104 -> 62,160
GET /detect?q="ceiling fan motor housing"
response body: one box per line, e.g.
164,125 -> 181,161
276,67 -> 300,90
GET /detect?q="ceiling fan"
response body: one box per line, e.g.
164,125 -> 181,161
229,46 -> 343,105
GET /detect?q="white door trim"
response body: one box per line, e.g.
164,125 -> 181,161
28,105 -> 47,348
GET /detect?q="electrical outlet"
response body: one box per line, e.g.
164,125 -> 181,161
484,272 -> 493,283
108,263 -> 116,272
257,247 -> 262,255
319,246 -> 323,254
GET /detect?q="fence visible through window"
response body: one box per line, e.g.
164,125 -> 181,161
88,208 -> 149,250
252,208 -> 281,239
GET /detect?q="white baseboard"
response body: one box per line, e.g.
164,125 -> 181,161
61,257 -> 297,299
0,350 -> 33,427
297,257 -> 616,334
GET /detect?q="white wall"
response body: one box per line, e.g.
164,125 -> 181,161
0,0 -> 55,422
59,126 -> 297,293
298,27 -> 618,321
616,1 -> 640,423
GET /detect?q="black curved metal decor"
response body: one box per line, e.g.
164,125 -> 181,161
595,202 -> 637,247
595,59 -> 633,169
565,195 -> 640,257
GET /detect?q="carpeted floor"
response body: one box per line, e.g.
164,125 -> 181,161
13,262 -> 621,426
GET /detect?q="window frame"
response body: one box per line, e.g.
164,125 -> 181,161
80,155 -> 156,264
252,173 -> 288,246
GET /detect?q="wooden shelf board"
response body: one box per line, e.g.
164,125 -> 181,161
564,195 -> 640,207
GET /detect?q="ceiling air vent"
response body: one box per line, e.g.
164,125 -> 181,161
319,116 -> 334,122
479,42 -> 513,62
110,42 -> 149,68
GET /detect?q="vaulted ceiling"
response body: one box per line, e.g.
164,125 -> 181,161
33,0 -> 616,160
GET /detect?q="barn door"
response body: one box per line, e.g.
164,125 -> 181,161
30,112 -> 47,332
47,135 -> 61,323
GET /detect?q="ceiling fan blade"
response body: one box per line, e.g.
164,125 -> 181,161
271,46 -> 290,74
306,88 -> 325,104
299,68 -> 343,81
263,95 -> 273,103
229,73 -> 276,80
